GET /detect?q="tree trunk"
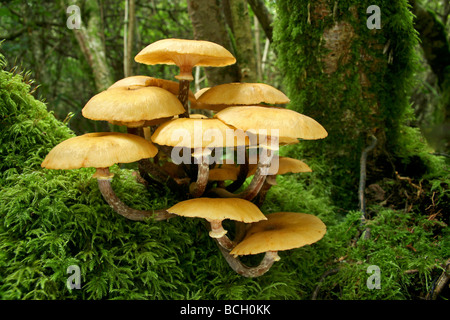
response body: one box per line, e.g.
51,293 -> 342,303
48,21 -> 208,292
123,0 -> 136,78
186,0 -> 240,87
247,0 -> 273,42
71,0 -> 114,92
274,0 -> 420,207
228,0 -> 257,82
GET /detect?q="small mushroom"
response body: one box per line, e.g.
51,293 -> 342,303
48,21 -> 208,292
41,132 -> 174,221
208,166 -> 239,182
248,156 -> 312,205
228,212 -> 327,277
195,82 -> 290,112
167,197 -> 267,250
134,38 -> 236,117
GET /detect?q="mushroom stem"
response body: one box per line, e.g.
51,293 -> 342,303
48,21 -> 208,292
177,79 -> 191,118
218,246 -> 279,278
209,220 -> 234,250
190,149 -> 211,197
95,168 -> 175,221
206,143 -> 275,201
241,137 -> 277,200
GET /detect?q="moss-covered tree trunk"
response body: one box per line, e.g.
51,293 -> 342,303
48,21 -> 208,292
274,0 -> 419,206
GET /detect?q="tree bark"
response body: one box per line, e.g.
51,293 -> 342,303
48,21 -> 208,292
228,0 -> 257,82
70,0 -> 114,92
186,0 -> 240,86
123,0 -> 136,78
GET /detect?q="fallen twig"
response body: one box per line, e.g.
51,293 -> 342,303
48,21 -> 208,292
426,258 -> 450,300
311,268 -> 340,300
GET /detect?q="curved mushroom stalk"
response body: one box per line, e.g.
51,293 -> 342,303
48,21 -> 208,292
189,148 -> 212,197
218,246 -> 280,278
208,219 -> 234,250
95,168 -> 175,221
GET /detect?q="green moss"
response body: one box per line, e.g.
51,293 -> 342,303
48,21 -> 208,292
0,53 -> 74,178
311,209 -> 449,300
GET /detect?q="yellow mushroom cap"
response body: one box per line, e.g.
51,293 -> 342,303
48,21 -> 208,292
196,83 -> 290,111
215,106 -> 328,140
167,197 -> 267,223
230,212 -> 326,256
108,75 -> 153,90
135,39 -> 236,80
108,76 -> 196,102
248,157 -> 312,176
194,87 -> 210,100
151,118 -> 249,149
145,77 -> 196,102
41,132 -> 158,170
82,86 -> 185,124
208,167 -> 240,181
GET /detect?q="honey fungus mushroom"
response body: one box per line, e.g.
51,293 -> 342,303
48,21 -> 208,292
227,212 -> 327,277
82,86 -> 185,128
210,106 -> 327,197
41,132 -> 174,221
134,38 -> 236,116
167,197 -> 266,250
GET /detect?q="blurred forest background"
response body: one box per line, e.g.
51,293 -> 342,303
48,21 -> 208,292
0,0 -> 448,150
1,0 -> 282,135
0,0 -> 449,300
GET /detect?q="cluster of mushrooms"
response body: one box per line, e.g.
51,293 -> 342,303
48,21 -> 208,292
42,39 -> 328,277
